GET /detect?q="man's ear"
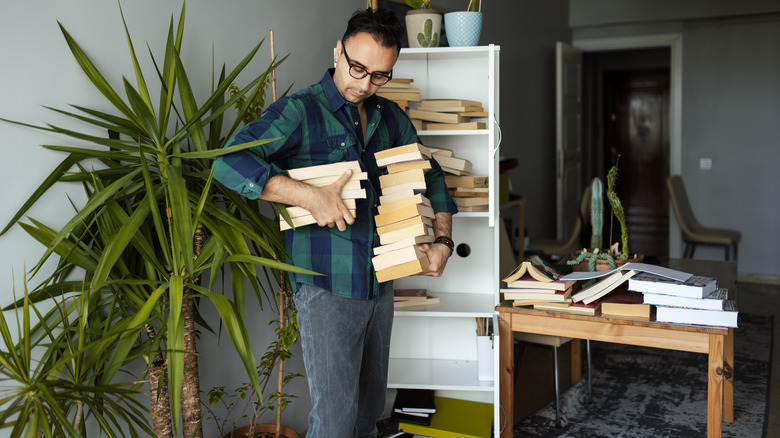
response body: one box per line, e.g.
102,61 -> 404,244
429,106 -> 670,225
334,40 -> 343,63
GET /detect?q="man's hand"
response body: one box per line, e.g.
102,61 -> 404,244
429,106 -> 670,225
417,242 -> 451,277
305,169 -> 355,231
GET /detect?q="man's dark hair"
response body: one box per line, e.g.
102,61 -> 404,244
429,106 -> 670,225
342,8 -> 403,54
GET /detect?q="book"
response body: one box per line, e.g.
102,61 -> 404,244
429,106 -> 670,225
391,393 -> 431,426
503,289 -> 571,302
397,396 -> 493,438
339,188 -> 367,199
513,299 -> 573,307
375,143 -> 431,167
426,121 -> 487,130
418,99 -> 483,108
445,175 -> 488,188
655,300 -> 738,327
415,105 -> 483,113
530,301 -> 573,310
504,274 -> 575,291
279,210 -> 356,231
372,245 -> 426,272
453,196 -> 489,207
502,255 -> 560,283
376,215 -> 433,235
282,199 -> 356,220
407,108 -> 469,124
379,168 -> 426,189
301,172 -> 367,187
456,205 -> 489,212
375,203 -> 435,227
430,147 -> 454,157
376,90 -> 421,101
394,295 -> 440,309
396,388 -> 436,414
386,160 -> 432,174
432,155 -> 473,173
600,290 -> 652,319
642,288 -> 728,311
378,223 -> 431,245
373,235 -> 435,255
560,262 -> 691,283
377,193 -> 431,215
628,273 -> 719,299
393,288 -> 429,301
383,77 -> 413,87
460,111 -> 489,117
285,160 -> 362,180
379,188 -> 424,205
376,255 -> 429,282
449,190 -> 488,198
379,180 -> 428,195
570,270 -> 638,304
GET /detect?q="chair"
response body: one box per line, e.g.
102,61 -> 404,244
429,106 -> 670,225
667,175 -> 741,260
528,185 -> 591,258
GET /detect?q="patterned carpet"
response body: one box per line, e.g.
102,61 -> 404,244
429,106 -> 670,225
513,313 -> 773,438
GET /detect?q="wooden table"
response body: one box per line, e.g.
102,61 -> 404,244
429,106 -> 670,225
497,259 -> 737,438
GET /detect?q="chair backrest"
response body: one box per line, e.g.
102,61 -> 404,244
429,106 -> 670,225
667,175 -> 703,236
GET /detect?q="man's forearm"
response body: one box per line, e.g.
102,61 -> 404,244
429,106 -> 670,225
431,212 -> 453,239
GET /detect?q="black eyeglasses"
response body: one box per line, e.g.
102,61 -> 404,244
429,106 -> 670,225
342,45 -> 393,87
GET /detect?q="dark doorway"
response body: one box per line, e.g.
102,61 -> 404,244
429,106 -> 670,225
603,68 -> 670,259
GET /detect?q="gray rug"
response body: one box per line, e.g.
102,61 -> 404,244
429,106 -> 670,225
514,313 -> 773,438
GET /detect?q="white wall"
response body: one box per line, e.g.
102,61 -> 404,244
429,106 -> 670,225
570,1 -> 780,276
0,1 -> 360,436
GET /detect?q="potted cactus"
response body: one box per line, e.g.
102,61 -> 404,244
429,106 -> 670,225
568,158 -> 643,271
405,0 -> 442,48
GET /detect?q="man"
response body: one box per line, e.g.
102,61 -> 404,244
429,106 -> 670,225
213,8 -> 457,437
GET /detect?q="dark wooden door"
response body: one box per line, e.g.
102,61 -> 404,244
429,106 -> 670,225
603,69 -> 670,259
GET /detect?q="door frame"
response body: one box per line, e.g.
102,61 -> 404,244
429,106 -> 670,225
572,33 -> 683,258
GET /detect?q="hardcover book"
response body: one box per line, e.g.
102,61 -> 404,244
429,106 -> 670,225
642,288 -> 728,310
628,273 -> 718,299
655,300 -> 738,327
600,290 -> 652,319
504,274 -> 575,291
570,270 -> 638,304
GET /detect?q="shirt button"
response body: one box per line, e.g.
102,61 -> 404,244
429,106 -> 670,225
354,121 -> 359,125
249,183 -> 254,188
371,123 -> 375,126
341,142 -> 345,146
376,104 -> 381,109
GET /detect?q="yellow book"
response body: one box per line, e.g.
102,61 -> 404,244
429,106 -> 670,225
433,155 -> 473,173
376,255 -> 429,283
378,223 -> 431,245
407,108 -> 469,124
375,203 -> 435,227
377,193 -> 431,215
371,245 -> 425,272
279,210 -> 356,231
376,215 -> 433,235
375,143 -> 432,167
374,235 -> 434,256
386,160 -> 432,174
379,168 -> 426,189
445,175 -> 489,188
426,121 -> 487,130
418,99 -> 483,108
286,161 -> 362,180
301,172 -> 367,186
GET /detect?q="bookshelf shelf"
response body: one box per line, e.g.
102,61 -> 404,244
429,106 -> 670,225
388,358 -> 495,391
389,45 -> 501,436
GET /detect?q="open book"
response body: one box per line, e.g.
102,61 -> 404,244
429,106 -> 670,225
502,255 -> 560,283
560,262 -> 691,282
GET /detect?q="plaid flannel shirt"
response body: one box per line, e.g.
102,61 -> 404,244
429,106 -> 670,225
213,70 -> 457,300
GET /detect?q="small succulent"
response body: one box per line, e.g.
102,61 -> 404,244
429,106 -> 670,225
417,18 -> 438,47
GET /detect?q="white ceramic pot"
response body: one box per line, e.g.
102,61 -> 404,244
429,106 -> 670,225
405,10 -> 442,48
444,11 -> 482,47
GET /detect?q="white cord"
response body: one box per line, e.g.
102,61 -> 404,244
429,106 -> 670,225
493,114 -> 502,157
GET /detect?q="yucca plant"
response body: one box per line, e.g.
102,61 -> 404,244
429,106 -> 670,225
0,2 -> 312,436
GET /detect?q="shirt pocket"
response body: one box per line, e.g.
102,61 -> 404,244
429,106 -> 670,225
325,133 -> 359,163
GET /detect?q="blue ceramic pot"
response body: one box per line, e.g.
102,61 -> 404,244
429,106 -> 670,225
444,11 -> 482,47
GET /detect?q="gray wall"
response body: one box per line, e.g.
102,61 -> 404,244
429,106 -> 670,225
570,1 -> 780,276
0,1 -> 359,436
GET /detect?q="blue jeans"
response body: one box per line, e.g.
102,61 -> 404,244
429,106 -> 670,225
293,283 -> 394,438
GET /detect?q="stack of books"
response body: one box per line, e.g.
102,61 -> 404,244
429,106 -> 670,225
501,256 -> 574,307
376,78 -> 420,110
391,389 -> 436,426
393,288 -> 440,309
445,174 -> 489,212
280,161 -> 367,230
372,143 -> 435,282
409,99 -> 488,130
629,273 -> 737,327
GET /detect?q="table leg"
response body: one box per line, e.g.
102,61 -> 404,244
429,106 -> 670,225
499,312 -> 513,438
570,339 -> 582,385
708,334 -> 725,438
723,328 -> 734,423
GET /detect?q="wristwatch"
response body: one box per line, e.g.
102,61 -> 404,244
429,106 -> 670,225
434,236 -> 454,256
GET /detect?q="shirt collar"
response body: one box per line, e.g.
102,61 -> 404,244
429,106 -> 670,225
321,68 -> 382,113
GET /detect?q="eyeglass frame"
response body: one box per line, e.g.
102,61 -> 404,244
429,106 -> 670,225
341,45 -> 393,87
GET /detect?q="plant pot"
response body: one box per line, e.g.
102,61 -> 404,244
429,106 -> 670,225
405,9 -> 441,48
571,253 -> 645,272
444,11 -> 483,47
226,424 -> 299,438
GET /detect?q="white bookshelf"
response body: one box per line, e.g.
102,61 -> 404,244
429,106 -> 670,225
388,45 -> 501,437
